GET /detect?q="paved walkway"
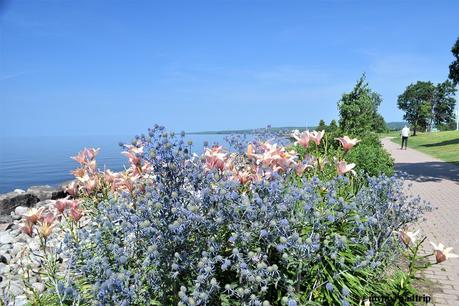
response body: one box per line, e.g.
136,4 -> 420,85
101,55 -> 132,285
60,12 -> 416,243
382,138 -> 459,305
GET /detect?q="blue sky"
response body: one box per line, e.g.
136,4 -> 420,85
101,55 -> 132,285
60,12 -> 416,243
1,0 -> 458,136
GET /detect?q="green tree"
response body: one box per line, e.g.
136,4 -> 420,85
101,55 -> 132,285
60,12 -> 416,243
317,119 -> 327,131
328,119 -> 338,132
449,37 -> 459,85
338,74 -> 386,136
432,80 -> 457,128
397,81 -> 434,135
397,81 -> 456,135
372,113 -> 389,133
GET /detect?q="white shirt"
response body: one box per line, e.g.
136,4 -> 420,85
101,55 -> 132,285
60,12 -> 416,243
401,127 -> 410,137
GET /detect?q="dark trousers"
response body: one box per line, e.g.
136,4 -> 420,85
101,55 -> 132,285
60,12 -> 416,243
401,136 -> 408,149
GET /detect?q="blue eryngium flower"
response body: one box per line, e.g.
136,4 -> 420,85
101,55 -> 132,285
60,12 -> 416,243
62,126 -> 429,305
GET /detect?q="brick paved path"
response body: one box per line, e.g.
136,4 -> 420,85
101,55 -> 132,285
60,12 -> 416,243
381,137 -> 459,305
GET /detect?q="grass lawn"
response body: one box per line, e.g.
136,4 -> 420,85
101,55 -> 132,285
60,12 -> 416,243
390,130 -> 459,166
378,130 -> 400,138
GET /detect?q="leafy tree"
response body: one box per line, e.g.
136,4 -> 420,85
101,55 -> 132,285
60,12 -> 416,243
397,81 -> 434,135
397,81 -> 456,135
432,80 -> 456,128
372,113 -> 389,133
328,120 -> 338,132
338,74 -> 387,136
317,119 -> 327,131
449,37 -> 459,85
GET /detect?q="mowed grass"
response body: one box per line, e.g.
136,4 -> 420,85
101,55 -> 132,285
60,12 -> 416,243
390,130 -> 459,166
378,130 -> 400,138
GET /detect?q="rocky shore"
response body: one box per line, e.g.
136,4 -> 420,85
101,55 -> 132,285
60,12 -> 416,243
0,185 -> 68,305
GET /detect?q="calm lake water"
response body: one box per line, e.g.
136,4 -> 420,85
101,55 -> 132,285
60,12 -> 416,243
0,134 -> 231,193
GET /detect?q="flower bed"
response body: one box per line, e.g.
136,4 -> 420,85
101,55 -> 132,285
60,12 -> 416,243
6,125 -> 457,305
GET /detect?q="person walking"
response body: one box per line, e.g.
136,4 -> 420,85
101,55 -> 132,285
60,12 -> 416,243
400,125 -> 410,150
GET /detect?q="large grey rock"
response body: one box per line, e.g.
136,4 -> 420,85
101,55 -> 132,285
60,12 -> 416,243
0,263 -> 10,274
27,185 -> 66,201
0,232 -> 14,244
0,193 -> 40,216
0,215 -> 12,224
14,206 -> 28,216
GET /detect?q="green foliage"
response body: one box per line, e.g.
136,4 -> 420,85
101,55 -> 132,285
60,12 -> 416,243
437,119 -> 457,131
345,134 -> 394,177
449,37 -> 459,85
299,131 -> 394,177
432,80 -> 457,127
338,74 -> 387,136
317,119 -> 327,132
397,80 -> 457,135
328,120 -> 338,133
372,113 -> 389,133
397,81 -> 434,135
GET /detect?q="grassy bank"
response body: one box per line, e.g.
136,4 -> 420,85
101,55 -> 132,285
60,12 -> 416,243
390,130 -> 459,166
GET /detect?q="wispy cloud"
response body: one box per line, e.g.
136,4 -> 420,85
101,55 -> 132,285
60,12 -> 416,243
0,71 -> 29,81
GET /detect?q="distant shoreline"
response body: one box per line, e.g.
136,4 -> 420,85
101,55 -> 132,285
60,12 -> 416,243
188,122 -> 406,135
187,126 -> 312,135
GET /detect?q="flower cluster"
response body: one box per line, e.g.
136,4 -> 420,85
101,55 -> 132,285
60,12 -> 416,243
57,125 -> 431,305
66,144 -> 151,200
21,199 -> 82,240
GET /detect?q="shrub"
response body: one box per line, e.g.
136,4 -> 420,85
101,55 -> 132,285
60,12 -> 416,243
49,126 -> 425,305
345,134 -> 394,177
292,131 -> 394,178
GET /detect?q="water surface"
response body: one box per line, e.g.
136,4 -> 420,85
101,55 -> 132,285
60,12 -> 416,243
0,134 -> 230,193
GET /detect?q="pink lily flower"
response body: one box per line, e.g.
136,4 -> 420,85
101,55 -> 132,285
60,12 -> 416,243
69,207 -> 83,222
103,169 -> 118,184
235,170 -> 252,184
65,181 -> 79,197
71,168 -> 86,179
123,145 -> 144,155
40,212 -> 55,225
295,162 -> 313,176
23,207 -> 45,225
119,175 -> 138,193
71,150 -> 86,164
122,150 -> 141,167
336,136 -> 360,152
292,130 -> 311,148
336,160 -> 356,176
37,220 -> 55,239
396,229 -> 420,246
70,200 -> 79,210
55,200 -> 68,214
86,147 -> 100,160
204,146 -> 226,171
255,143 -> 297,174
309,130 -> 325,145
430,242 -> 459,263
88,160 -> 97,173
85,178 -> 98,193
22,221 -> 34,237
